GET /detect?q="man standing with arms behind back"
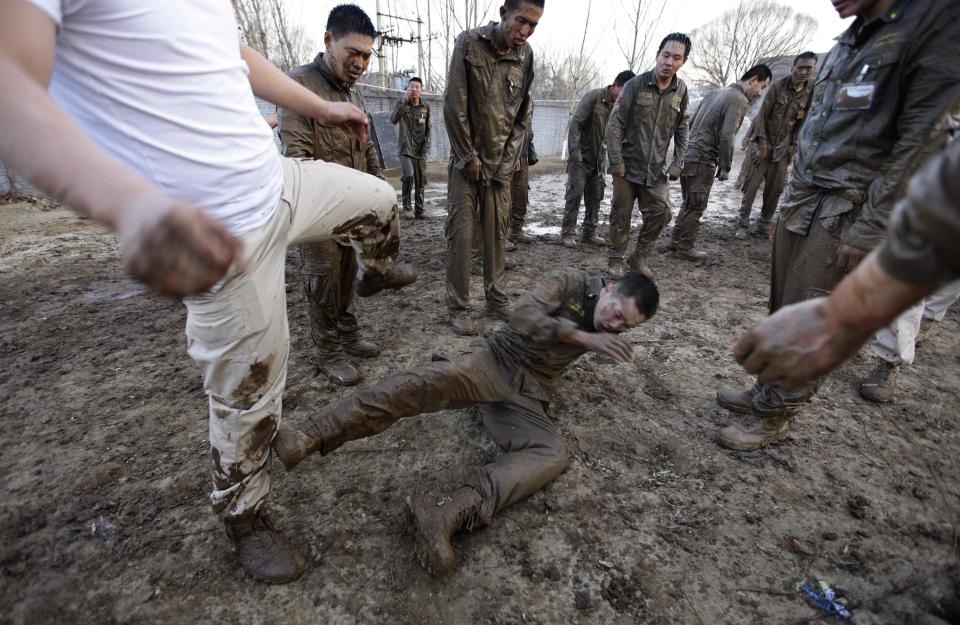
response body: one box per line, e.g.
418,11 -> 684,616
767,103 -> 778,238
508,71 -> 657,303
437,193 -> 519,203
392,76 -> 431,219
670,64 -> 771,259
561,70 -> 635,249
606,34 -> 691,277
444,0 -> 543,336
737,52 -> 817,238
281,5 -> 413,387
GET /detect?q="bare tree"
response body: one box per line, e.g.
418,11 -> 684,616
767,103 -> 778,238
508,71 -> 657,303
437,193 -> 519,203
616,0 -> 667,73
690,0 -> 817,88
232,0 -> 313,71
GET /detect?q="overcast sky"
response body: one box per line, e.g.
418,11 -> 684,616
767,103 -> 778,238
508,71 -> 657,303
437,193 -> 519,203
284,0 -> 851,85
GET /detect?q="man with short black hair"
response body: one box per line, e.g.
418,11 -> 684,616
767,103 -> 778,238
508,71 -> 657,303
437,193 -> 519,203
273,266 -> 658,576
444,0 -> 544,336
281,4 -> 412,388
670,64 -> 771,258
737,52 -> 817,237
606,33 -> 691,277
392,76 -> 431,218
561,70 -> 636,249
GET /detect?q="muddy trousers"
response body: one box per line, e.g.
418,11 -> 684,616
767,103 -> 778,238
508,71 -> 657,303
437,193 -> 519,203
754,192 -> 859,410
400,155 -> 425,214
607,176 -> 670,261
183,157 -> 401,521
561,161 -> 605,237
510,164 -> 530,233
309,347 -> 570,524
298,241 -> 361,365
739,157 -> 789,227
672,163 -> 716,250
871,280 -> 960,365
445,166 -> 511,311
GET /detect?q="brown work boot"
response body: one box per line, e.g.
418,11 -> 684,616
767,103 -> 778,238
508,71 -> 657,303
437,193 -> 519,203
450,313 -> 478,336
273,415 -> 345,471
224,511 -> 306,584
626,254 -> 654,277
750,382 -> 817,419
355,263 -> 418,297
342,338 -> 380,359
509,230 -> 534,244
505,256 -> 518,271
607,258 -> 625,278
319,359 -> 361,386
717,414 -> 791,451
505,239 -> 518,252
674,248 -> 708,260
405,487 -> 482,576
716,384 -> 760,414
581,232 -> 606,246
562,235 -> 578,249
859,358 -> 901,404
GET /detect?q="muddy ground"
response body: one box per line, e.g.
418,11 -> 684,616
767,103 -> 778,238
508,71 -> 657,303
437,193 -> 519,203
1,156 -> 958,625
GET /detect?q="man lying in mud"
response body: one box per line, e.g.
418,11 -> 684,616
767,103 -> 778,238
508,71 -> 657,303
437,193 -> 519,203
273,268 -> 659,575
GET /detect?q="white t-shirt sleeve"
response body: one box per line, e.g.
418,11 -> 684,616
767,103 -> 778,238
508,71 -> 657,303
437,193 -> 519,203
25,0 -> 63,24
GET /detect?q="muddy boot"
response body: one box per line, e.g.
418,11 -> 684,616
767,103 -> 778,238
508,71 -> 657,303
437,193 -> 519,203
224,511 -> 306,584
626,254 -> 653,278
450,312 -> 478,337
581,232 -> 606,246
509,229 -> 534,244
504,256 -> 518,271
674,248 -> 708,261
342,337 -> 380,359
751,219 -> 771,238
319,358 -> 361,386
272,413 -> 345,471
859,358 -> 901,404
355,263 -> 418,297
562,235 -> 578,249
751,382 -> 817,419
485,302 -> 511,322
916,318 -> 937,347
717,413 -> 791,451
716,384 -> 760,414
401,178 -> 413,214
405,487 -> 482,576
505,239 -> 518,252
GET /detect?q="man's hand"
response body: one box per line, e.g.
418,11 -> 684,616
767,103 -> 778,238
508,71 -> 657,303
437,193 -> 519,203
716,168 -> 729,182
836,243 -> 867,273
117,195 -> 243,298
402,86 -> 411,102
667,163 -> 682,181
464,158 -> 482,182
317,101 -> 369,143
733,298 -> 866,390
565,330 -> 633,362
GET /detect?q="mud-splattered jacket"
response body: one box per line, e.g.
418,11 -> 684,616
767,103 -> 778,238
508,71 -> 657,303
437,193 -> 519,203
606,70 -> 689,185
880,134 -> 960,285
279,53 -> 381,177
568,87 -> 615,173
391,97 -> 431,159
444,22 -> 535,184
748,75 -> 813,163
485,268 -> 605,401
685,83 -> 749,174
782,0 -> 960,252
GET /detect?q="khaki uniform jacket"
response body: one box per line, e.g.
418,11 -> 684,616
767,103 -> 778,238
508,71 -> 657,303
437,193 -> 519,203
444,22 -> 535,184
485,268 -> 605,401
567,87 -> 614,172
784,0 -> 960,252
607,70 -> 689,185
748,75 -> 813,162
391,98 -> 431,159
685,83 -> 749,174
279,53 -> 381,177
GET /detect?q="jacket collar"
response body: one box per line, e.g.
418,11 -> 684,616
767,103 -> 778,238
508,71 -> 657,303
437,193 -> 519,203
837,0 -> 907,46
643,69 -> 680,93
477,22 -> 526,62
313,52 -> 352,94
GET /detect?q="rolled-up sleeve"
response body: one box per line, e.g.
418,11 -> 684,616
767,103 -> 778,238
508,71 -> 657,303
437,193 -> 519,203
878,139 -> 960,285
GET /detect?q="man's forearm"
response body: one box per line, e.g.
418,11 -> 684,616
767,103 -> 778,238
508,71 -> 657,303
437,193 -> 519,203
0,56 -> 161,231
241,44 -> 330,121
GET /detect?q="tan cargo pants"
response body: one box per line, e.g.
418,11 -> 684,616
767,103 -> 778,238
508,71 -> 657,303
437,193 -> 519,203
183,157 -> 400,520
607,176 -> 671,261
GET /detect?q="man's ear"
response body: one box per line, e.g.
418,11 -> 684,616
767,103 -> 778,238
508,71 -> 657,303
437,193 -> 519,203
500,4 -> 507,19
323,31 -> 333,50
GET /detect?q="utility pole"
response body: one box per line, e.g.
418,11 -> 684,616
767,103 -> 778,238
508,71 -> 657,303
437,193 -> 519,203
376,0 -> 386,87
377,10 -> 427,88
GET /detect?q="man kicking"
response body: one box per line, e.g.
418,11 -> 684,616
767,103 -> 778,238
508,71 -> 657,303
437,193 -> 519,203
273,268 -> 659,575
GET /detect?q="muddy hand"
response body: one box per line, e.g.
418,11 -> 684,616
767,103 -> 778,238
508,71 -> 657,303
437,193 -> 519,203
118,195 -> 242,298
734,298 -> 866,390
586,333 -> 634,363
835,243 -> 867,274
322,101 -> 369,143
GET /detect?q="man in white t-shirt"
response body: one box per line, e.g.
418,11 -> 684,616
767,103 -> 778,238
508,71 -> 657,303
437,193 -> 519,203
0,0 -> 417,583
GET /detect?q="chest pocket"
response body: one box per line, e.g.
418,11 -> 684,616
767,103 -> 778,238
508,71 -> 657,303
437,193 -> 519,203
466,50 -> 494,95
315,122 -> 358,167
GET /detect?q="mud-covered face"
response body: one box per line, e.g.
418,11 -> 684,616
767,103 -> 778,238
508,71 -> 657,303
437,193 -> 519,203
744,76 -> 770,100
792,59 -> 817,85
324,32 -> 374,85
498,1 -> 543,50
831,0 -> 891,19
655,40 -> 687,83
593,285 -> 646,334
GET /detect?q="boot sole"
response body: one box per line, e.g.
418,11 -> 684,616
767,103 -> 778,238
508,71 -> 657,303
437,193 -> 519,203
717,429 -> 788,452
715,395 -> 753,415
404,497 -> 452,577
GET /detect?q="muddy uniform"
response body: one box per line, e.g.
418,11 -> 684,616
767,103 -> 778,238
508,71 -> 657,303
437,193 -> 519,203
391,97 -> 431,216
738,75 -> 813,230
510,129 -> 539,234
762,0 -> 960,410
562,87 -> 614,239
301,268 -> 610,523
606,71 -> 689,266
672,83 -> 749,250
444,22 -> 534,317
279,54 -> 383,373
